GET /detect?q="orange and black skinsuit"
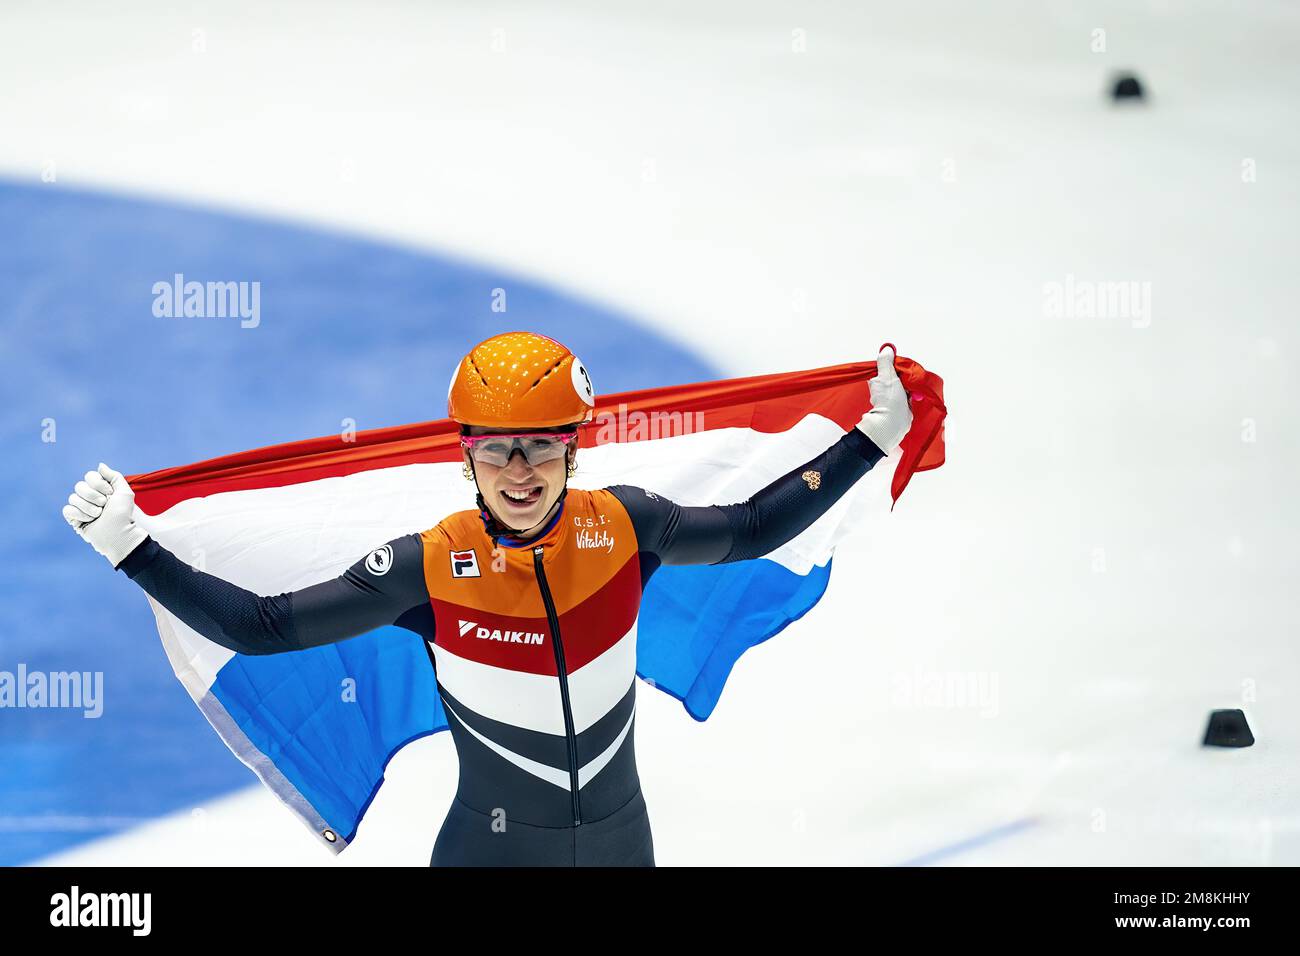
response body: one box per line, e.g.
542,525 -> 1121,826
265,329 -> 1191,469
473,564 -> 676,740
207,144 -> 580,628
118,427 -> 885,865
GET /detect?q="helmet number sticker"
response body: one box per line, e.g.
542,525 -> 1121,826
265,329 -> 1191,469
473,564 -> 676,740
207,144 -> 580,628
572,358 -> 595,406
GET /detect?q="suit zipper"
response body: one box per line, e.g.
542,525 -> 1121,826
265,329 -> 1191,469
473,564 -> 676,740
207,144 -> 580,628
533,545 -> 582,826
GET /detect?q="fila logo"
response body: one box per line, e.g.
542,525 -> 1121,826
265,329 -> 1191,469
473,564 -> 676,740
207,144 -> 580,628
457,619 -> 544,645
450,549 -> 481,578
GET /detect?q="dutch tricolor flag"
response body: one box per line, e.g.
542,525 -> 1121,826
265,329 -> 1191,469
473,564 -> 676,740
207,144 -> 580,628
127,357 -> 946,851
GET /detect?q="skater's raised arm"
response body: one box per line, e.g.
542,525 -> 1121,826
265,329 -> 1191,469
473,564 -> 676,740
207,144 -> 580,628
608,345 -> 911,567
63,464 -> 431,655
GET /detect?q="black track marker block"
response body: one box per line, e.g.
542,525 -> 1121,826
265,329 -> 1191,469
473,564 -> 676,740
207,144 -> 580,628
1203,709 -> 1255,748
1111,72 -> 1146,102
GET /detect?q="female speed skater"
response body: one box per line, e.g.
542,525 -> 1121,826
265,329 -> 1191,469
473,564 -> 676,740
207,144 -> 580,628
62,330 -> 913,866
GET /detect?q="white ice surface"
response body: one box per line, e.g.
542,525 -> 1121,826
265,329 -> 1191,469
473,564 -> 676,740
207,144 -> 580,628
8,0 -> 1298,865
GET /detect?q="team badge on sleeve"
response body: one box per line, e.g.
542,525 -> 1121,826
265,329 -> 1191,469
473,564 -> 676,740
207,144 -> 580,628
450,549 -> 481,578
365,545 -> 393,576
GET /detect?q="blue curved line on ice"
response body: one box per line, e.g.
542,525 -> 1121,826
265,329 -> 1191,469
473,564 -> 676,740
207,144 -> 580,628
895,817 -> 1041,866
0,179 -> 718,864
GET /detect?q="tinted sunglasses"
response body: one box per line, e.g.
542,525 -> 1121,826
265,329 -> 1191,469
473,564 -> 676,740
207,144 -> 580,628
460,430 -> 578,467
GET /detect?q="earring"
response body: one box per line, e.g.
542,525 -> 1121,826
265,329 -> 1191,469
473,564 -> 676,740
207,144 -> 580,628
463,461 -> 473,481
567,459 -> 578,478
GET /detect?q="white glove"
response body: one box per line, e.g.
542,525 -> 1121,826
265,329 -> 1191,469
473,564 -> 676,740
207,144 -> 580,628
855,344 -> 913,454
63,463 -> 149,568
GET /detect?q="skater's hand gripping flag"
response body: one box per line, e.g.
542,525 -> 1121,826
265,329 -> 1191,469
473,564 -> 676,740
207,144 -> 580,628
63,463 -> 149,568
855,344 -> 913,455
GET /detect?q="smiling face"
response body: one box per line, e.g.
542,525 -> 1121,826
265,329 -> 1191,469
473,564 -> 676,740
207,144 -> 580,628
463,425 -> 579,537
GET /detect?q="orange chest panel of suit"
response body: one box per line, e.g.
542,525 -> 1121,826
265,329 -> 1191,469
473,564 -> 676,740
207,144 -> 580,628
418,487 -> 643,736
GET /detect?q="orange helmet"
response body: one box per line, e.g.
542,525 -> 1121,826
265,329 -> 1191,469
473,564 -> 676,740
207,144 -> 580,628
448,331 -> 596,430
